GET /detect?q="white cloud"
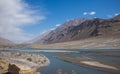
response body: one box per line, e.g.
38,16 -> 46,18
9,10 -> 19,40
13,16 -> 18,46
115,13 -> 119,16
83,11 -> 96,16
107,13 -> 119,18
83,12 -> 88,15
41,31 -> 46,34
50,28 -> 55,31
94,17 -> 97,18
89,12 -> 96,15
55,24 -> 61,27
0,0 -> 45,43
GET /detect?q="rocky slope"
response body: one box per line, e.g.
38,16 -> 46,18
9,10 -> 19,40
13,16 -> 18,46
32,15 -> 120,44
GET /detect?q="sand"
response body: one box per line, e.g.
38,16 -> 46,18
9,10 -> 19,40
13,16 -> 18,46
80,61 -> 118,70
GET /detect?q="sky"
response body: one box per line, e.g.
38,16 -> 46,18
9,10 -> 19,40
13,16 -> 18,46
0,0 -> 120,43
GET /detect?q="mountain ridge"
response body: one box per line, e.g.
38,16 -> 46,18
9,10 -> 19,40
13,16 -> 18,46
30,15 -> 120,45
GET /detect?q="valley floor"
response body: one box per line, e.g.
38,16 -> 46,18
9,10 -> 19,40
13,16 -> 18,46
31,36 -> 120,49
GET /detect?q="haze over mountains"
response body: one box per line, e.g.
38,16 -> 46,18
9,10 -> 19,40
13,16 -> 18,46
30,14 -> 120,45
0,37 -> 14,47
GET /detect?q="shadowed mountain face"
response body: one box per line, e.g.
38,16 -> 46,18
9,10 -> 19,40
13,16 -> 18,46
0,37 -> 14,46
33,15 -> 120,44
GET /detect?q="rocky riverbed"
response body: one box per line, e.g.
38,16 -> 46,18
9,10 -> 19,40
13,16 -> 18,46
0,50 -> 50,74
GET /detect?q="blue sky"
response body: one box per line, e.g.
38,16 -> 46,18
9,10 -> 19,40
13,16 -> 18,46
0,0 -> 120,42
23,0 -> 120,37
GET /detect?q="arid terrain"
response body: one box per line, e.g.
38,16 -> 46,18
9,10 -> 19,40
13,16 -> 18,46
0,50 -> 50,74
31,36 -> 120,49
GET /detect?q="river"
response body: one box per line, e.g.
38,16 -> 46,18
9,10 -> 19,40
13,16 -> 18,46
20,47 -> 120,74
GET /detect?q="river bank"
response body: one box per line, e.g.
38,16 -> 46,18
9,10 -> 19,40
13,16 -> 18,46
0,50 -> 50,74
88,52 -> 120,57
56,56 -> 120,74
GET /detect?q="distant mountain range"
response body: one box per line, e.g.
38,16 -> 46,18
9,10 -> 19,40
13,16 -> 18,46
31,14 -> 120,44
0,37 -> 14,47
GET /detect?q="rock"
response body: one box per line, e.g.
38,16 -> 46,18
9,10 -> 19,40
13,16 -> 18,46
0,58 -> 8,74
8,64 -> 36,74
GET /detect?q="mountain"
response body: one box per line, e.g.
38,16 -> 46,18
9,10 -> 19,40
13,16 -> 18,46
32,15 -> 120,44
0,37 -> 14,47
113,14 -> 120,20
